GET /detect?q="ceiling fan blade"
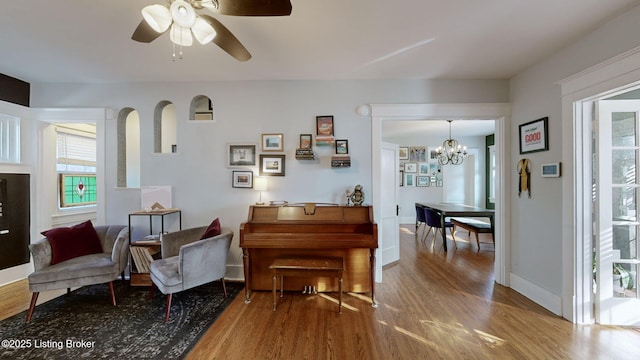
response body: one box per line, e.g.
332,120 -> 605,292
132,20 -> 165,43
200,15 -> 252,62
215,0 -> 292,16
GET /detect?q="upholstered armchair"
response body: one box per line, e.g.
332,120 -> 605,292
26,223 -> 129,322
150,225 -> 233,322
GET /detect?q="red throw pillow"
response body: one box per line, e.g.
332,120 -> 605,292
201,218 -> 221,239
42,220 -> 103,265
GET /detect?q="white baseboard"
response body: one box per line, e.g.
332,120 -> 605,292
510,272 -> 562,316
225,264 -> 245,282
399,217 -> 414,225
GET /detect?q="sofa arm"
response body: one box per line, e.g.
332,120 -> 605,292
29,238 -> 52,272
111,227 -> 130,273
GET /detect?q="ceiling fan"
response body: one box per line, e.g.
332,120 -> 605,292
132,0 -> 292,61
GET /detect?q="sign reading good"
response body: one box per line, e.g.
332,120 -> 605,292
519,117 -> 549,154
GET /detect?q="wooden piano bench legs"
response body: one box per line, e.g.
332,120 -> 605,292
269,257 -> 344,314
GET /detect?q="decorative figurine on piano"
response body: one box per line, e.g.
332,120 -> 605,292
349,184 -> 365,206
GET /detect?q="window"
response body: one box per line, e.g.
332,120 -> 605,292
0,113 -> 20,163
488,144 -> 496,204
56,124 -> 97,208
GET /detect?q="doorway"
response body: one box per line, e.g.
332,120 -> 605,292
370,103 -> 512,285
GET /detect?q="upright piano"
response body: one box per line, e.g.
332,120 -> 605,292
239,203 -> 378,306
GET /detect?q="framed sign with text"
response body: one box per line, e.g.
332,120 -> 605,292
519,117 -> 549,154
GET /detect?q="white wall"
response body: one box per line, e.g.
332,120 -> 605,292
508,4 -> 640,313
19,79 -> 508,281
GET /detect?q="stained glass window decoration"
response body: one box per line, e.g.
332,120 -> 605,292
59,174 -> 97,207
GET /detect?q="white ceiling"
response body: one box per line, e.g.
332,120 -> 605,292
0,0 -> 637,84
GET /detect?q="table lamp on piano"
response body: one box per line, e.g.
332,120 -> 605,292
254,177 -> 268,205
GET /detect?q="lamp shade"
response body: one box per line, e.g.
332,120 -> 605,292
254,177 -> 268,191
141,4 -> 172,33
170,24 -> 193,46
192,17 -> 217,44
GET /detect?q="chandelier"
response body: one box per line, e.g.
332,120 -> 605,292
435,120 -> 467,165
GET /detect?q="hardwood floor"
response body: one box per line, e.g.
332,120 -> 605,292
2,225 -> 640,359
188,225 -> 640,360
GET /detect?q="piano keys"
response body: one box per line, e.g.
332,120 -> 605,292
239,203 -> 378,307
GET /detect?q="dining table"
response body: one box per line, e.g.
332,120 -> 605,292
416,202 -> 495,252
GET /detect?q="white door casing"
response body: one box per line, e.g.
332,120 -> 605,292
380,142 -> 400,266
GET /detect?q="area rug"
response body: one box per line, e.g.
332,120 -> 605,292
0,281 -> 243,359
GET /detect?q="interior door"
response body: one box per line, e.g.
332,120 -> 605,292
595,99 -> 640,325
380,142 -> 399,265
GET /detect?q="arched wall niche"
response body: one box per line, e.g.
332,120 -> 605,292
117,107 -> 140,188
153,100 -> 177,153
189,95 -> 214,121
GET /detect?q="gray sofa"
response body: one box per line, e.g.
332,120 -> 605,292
150,226 -> 233,322
26,225 -> 129,322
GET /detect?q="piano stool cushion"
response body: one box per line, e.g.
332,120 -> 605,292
200,217 -> 221,240
41,220 -> 103,265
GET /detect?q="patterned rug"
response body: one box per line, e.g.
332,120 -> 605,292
0,281 -> 243,359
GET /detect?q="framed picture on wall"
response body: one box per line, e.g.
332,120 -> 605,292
404,163 -> 417,173
404,173 -> 415,186
519,117 -> 549,154
335,139 -> 348,154
316,115 -> 334,137
262,133 -> 284,152
299,134 -> 312,149
416,176 -> 430,187
227,144 -> 257,167
399,147 -> 409,160
259,154 -> 286,176
232,171 -> 253,188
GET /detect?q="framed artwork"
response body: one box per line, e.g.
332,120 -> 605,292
418,163 -> 430,175
399,147 -> 409,160
262,133 -> 284,152
259,154 -> 286,176
335,139 -> 349,154
519,117 -> 549,154
227,144 -> 257,167
404,173 -> 415,187
409,146 -> 426,162
404,163 -> 417,173
436,180 -> 443,187
416,176 -> 430,187
428,147 -> 439,163
399,170 -> 404,186
300,134 -> 312,149
232,171 -> 253,188
316,115 -> 334,137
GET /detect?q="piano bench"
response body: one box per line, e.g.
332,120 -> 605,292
269,257 -> 344,314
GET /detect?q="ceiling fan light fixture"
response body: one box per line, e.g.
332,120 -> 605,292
170,0 -> 197,28
141,4 -> 172,33
170,24 -> 193,46
192,17 -> 217,44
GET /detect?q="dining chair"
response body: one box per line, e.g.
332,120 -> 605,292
415,204 -> 427,241
423,207 -> 456,249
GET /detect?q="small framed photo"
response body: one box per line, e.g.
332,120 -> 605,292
519,117 -> 549,154
428,147 -> 439,163
316,115 -> 334,137
399,147 -> 409,160
227,144 -> 256,167
262,133 -> 283,152
300,134 -> 312,149
232,171 -> 253,188
259,154 -> 286,176
335,139 -> 349,155
399,170 -> 404,186
541,162 -> 561,177
404,173 -> 415,187
418,163 -> 430,175
410,146 -> 426,162
416,176 -> 430,187
404,163 -> 417,173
